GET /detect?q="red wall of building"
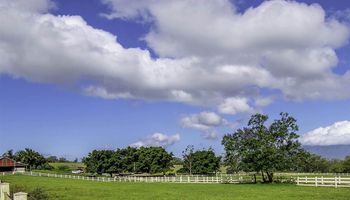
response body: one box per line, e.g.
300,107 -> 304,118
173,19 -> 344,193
0,158 -> 16,167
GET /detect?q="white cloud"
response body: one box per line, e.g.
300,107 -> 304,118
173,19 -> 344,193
300,121 -> 350,146
181,111 -> 237,139
102,0 -> 350,101
130,133 -> 180,148
0,0 -> 350,116
218,97 -> 253,115
255,96 -> 274,107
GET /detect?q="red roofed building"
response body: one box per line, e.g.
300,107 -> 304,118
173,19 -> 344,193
0,157 -> 26,172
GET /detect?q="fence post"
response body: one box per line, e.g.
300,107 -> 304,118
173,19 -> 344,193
321,176 -> 324,185
315,177 -> 317,187
335,177 -> 337,188
0,182 -> 10,200
13,192 -> 28,200
297,177 -> 299,185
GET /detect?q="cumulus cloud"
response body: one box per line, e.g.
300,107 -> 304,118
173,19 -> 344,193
255,96 -> 274,107
218,97 -> 253,115
181,112 -> 237,139
300,121 -> 350,146
102,0 -> 350,100
130,133 -> 180,148
1,0 -> 350,115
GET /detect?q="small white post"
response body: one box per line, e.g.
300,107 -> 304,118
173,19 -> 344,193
14,192 -> 28,200
0,183 -> 10,199
315,177 -> 318,187
297,177 -> 299,185
321,176 -> 324,185
335,177 -> 338,188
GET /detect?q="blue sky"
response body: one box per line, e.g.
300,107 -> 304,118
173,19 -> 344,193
1,0 -> 350,159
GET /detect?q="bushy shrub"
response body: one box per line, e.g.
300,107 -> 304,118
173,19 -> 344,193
37,163 -> 54,170
10,185 -> 50,200
28,187 -> 50,200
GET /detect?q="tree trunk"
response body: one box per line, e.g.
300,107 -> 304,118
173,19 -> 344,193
266,171 -> 273,183
253,174 -> 257,183
261,171 -> 266,183
189,161 -> 192,175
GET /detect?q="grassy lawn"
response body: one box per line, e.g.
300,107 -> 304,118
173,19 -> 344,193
48,162 -> 85,170
1,175 -> 349,200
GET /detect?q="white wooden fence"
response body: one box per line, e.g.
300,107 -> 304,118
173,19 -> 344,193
297,176 -> 350,188
1,172 -> 244,184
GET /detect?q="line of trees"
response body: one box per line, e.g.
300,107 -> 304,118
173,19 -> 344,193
2,112 -> 350,183
82,146 -> 221,176
82,147 -> 173,176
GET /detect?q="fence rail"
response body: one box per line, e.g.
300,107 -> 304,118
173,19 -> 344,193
4,172 -> 350,187
1,171 -> 245,184
297,176 -> 350,188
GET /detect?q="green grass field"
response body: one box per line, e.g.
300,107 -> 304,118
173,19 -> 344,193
1,175 -> 349,200
48,162 -> 85,170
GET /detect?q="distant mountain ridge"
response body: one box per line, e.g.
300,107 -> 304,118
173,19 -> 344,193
304,145 -> 350,160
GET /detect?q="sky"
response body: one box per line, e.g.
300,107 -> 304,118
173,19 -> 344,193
1,0 -> 350,160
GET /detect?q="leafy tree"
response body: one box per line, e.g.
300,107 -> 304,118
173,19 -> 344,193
2,149 -> 15,159
330,159 -> 345,173
58,157 -> 69,162
343,155 -> 350,172
46,156 -> 58,163
15,148 -> 48,170
82,150 -> 114,176
182,145 -> 194,175
136,147 -> 173,174
171,157 -> 183,165
222,112 -> 303,183
182,147 -> 221,175
118,147 -> 139,173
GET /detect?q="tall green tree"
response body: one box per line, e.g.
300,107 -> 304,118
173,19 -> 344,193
182,147 -> 221,175
343,155 -> 350,172
118,147 -> 139,173
222,112 -> 303,183
2,149 -> 15,159
136,147 -> 173,174
182,145 -> 194,175
15,148 -> 48,170
82,150 -> 115,176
